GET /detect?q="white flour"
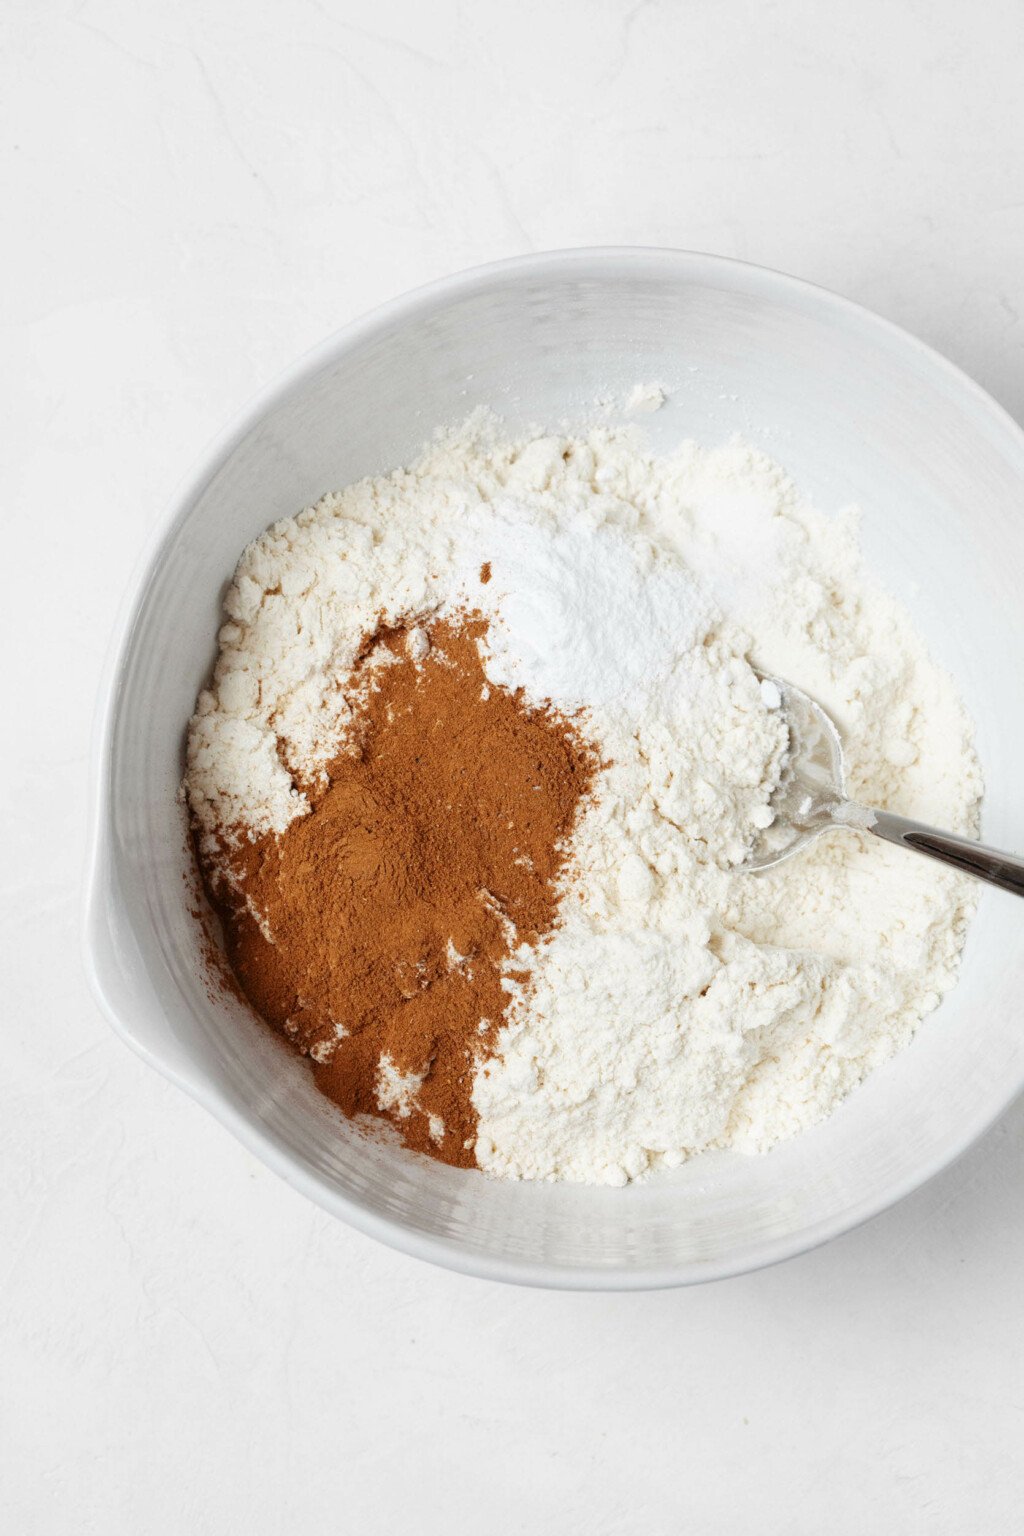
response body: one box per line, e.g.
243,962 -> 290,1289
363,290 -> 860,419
185,415 -> 981,1185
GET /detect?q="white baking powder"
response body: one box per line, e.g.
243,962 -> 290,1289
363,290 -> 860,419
185,415 -> 981,1184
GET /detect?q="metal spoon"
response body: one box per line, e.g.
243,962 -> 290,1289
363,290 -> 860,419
747,673 -> 1024,896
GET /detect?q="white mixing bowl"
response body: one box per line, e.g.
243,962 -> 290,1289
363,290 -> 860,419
84,249 -> 1024,1288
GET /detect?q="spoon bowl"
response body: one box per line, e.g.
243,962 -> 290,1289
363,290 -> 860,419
747,673 -> 850,871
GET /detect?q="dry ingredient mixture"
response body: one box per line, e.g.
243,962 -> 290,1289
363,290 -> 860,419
185,412 -> 981,1185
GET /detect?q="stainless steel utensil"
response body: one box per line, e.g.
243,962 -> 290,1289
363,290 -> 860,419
747,673 -> 1024,896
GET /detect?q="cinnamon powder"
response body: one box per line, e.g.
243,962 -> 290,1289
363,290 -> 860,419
200,615 -> 595,1168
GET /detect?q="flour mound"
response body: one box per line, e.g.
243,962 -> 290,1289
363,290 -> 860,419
184,414 -> 981,1185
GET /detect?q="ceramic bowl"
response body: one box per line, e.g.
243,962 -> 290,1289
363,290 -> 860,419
85,249 -> 1024,1288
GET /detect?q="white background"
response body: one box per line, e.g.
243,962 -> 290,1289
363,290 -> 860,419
4,1 -> 1024,1530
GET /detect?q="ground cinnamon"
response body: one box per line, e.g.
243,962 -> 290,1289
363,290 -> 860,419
201,615 -> 595,1168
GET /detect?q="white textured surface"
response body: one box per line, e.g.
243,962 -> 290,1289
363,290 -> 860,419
4,0 -> 1024,1530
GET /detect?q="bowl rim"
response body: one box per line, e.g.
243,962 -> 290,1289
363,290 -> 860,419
82,245 -> 1024,1290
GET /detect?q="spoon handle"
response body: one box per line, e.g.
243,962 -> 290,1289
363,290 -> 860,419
864,808 -> 1024,897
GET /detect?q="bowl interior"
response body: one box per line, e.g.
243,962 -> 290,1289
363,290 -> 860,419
89,251 -> 1024,1286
